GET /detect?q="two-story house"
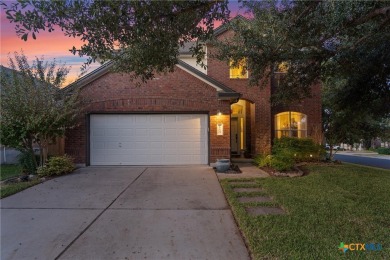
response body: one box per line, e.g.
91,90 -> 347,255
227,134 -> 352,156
64,22 -> 322,166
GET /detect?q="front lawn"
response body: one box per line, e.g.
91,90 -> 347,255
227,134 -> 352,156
220,164 -> 390,259
0,164 -> 22,181
0,164 -> 41,199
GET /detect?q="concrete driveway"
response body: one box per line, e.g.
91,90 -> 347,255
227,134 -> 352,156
1,166 -> 249,260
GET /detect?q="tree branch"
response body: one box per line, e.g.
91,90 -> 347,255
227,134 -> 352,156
348,6 -> 390,27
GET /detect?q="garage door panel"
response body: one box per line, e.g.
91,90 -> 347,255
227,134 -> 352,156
149,115 -> 163,123
150,142 -> 163,149
118,129 -> 134,136
90,114 -> 208,165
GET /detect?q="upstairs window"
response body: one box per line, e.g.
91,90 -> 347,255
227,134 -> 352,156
276,61 -> 289,73
230,59 -> 248,79
275,111 -> 307,138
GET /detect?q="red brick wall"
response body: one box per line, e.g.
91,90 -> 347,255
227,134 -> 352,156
208,30 -> 272,155
272,82 -> 323,144
65,67 -> 231,164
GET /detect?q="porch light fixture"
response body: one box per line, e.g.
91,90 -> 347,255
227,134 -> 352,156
217,110 -> 222,116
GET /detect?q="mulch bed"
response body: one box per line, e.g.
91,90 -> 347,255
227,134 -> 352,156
260,165 -> 307,177
260,161 -> 343,177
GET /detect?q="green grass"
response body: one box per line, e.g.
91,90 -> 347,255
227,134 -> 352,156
0,164 -> 41,199
0,164 -> 22,181
0,180 -> 41,199
220,164 -> 390,259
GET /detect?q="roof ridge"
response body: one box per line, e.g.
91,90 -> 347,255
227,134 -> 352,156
177,60 -> 237,94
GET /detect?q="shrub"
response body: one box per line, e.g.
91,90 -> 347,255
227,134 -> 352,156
253,153 -> 295,172
254,154 -> 272,167
272,137 -> 326,162
37,155 -> 75,177
377,147 -> 390,155
18,150 -> 39,174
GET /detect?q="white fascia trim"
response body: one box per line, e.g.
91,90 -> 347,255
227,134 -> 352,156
175,63 -> 224,92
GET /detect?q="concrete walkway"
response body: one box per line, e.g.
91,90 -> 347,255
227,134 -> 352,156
1,167 -> 249,260
217,162 -> 269,179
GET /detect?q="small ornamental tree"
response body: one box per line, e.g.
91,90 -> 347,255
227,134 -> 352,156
0,52 -> 79,172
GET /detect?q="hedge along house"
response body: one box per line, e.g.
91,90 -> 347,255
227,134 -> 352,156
63,21 -> 322,166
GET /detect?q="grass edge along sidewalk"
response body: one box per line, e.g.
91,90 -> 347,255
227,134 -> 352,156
220,164 -> 389,259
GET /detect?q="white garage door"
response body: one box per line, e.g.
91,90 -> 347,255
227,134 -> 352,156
90,114 -> 208,165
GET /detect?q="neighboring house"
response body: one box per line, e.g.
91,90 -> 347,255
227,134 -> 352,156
63,21 -> 322,166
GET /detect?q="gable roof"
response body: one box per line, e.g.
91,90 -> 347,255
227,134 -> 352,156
176,60 -> 240,100
63,60 -> 114,93
63,60 -> 240,101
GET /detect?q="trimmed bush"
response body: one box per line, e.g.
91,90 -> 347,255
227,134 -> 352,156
254,153 -> 294,172
377,147 -> 390,155
254,154 -> 272,168
254,137 -> 325,172
37,155 -> 75,177
272,137 -> 326,162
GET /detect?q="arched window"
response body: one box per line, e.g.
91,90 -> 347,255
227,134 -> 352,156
275,112 -> 307,138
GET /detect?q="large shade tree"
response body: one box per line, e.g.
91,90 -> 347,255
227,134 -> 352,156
2,0 -> 230,82
0,52 -> 79,172
214,1 -> 390,105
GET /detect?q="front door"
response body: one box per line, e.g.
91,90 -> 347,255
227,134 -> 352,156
231,117 -> 239,154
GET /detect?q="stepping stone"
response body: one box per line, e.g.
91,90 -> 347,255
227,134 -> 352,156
238,196 -> 273,203
230,181 -> 257,185
233,187 -> 263,193
246,207 -> 285,216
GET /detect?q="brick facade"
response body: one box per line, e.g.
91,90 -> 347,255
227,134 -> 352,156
65,67 -> 231,164
65,29 -> 322,165
208,30 -> 272,155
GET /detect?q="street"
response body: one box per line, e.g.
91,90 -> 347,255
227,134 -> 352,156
334,153 -> 390,170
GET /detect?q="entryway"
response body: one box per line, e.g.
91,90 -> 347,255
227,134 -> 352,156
230,99 -> 254,157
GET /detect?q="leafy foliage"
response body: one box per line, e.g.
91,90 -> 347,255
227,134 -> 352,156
322,76 -> 390,154
272,137 -> 326,162
17,150 -> 40,174
254,154 -> 295,172
254,137 -> 325,171
0,52 -> 79,171
376,148 -> 390,155
213,1 -> 390,105
37,155 -> 75,177
2,0 -> 230,82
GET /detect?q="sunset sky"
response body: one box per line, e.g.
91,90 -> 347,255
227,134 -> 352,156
1,2 -> 244,85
